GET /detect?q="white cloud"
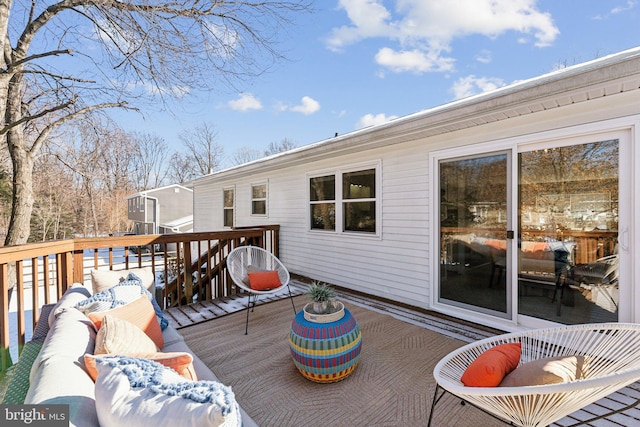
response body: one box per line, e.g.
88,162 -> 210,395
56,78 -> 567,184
326,0 -> 392,52
475,49 -> 492,64
356,113 -> 399,129
273,101 -> 287,113
593,1 -> 637,19
228,93 -> 262,112
375,47 -> 455,73
204,21 -> 239,57
327,0 -> 559,74
282,96 -> 321,115
450,75 -> 506,100
611,0 -> 637,14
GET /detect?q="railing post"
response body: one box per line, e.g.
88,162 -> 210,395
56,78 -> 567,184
43,256 -> 51,305
1,263 -> 11,370
273,225 -> 280,258
72,249 -> 84,285
15,260 -> 25,353
183,243 -> 193,303
31,257 -> 40,328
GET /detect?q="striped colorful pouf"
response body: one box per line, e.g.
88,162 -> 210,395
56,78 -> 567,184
289,307 -> 362,383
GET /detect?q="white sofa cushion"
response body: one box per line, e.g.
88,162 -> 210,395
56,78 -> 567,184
26,307 -> 99,427
93,355 -> 241,427
91,267 -> 155,295
48,283 -> 92,328
77,278 -> 150,314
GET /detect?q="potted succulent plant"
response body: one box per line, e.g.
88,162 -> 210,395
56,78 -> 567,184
307,281 -> 335,314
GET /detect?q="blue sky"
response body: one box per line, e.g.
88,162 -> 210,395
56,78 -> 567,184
113,1 -> 640,164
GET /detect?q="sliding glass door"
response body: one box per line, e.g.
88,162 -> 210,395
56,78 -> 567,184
517,140 -> 619,324
438,152 -> 511,317
436,136 -> 622,326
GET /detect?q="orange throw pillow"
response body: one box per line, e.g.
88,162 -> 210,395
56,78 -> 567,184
88,296 -> 164,349
461,342 -> 521,387
247,270 -> 281,291
84,353 -> 198,382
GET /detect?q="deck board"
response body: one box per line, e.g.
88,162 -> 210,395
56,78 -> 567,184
163,283 -> 305,328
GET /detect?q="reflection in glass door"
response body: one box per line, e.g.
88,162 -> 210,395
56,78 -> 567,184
518,140 -> 619,324
439,153 -> 510,317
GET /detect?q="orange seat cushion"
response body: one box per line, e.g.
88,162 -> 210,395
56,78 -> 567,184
88,296 -> 164,349
247,270 -> 282,291
461,342 -> 521,387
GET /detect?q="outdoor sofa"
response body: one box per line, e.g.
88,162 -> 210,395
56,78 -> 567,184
12,268 -> 257,427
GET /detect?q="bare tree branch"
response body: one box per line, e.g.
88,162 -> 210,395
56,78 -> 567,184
0,0 -> 312,249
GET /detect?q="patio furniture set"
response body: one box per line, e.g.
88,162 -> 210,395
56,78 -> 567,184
226,246 -> 363,384
229,247 -> 640,426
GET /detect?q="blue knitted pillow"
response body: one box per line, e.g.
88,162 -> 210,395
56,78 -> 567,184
93,355 -> 241,427
76,273 -> 169,330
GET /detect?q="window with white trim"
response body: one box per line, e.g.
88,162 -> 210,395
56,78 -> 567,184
310,175 -> 336,230
343,169 -> 376,232
309,165 -> 378,234
251,183 -> 267,215
223,187 -> 234,228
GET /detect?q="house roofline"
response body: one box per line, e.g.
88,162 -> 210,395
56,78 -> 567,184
126,184 -> 194,199
160,215 -> 193,229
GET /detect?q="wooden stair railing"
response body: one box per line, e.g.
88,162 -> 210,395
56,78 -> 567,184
163,233 -> 266,307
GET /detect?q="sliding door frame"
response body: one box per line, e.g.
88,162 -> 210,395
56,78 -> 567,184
430,118 -> 636,331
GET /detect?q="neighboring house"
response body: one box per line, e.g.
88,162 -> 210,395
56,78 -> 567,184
126,185 -> 194,235
188,46 -> 640,332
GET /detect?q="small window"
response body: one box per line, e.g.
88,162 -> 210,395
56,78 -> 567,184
310,175 -> 336,230
343,169 -> 376,233
223,188 -> 234,228
252,183 -> 267,215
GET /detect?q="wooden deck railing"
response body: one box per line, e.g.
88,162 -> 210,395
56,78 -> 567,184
0,225 -> 279,371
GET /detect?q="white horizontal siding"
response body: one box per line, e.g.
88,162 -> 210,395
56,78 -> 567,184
193,187 -> 220,230
193,144 -> 433,309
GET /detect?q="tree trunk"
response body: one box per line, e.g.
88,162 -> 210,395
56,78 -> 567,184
4,69 -> 33,248
4,146 -> 34,246
3,70 -> 32,315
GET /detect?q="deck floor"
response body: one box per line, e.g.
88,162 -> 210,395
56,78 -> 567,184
165,280 -> 640,427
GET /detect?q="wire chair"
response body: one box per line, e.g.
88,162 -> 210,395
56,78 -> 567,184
428,323 -> 640,427
226,246 -> 296,334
